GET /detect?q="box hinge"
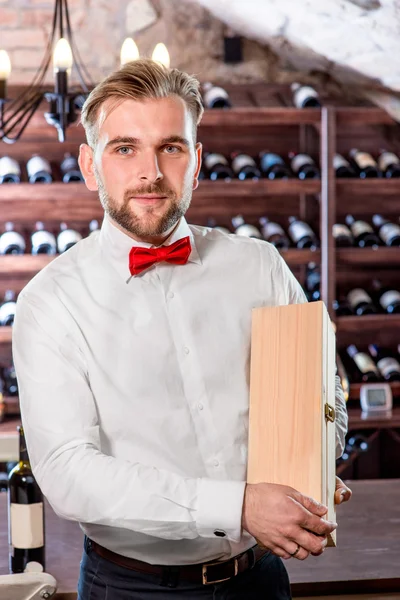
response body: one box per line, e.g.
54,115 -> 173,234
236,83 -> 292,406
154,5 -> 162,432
325,403 -> 336,423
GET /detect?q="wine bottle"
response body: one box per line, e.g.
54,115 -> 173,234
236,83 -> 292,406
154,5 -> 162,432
372,279 -> 400,314
0,290 -> 17,327
60,153 -> 84,183
333,298 -> 353,316
346,434 -> 369,453
346,344 -> 380,383
206,218 -> 231,234
202,83 -> 232,109
31,222 -> 57,255
368,344 -> 400,382
0,156 -> 21,184
291,83 -> 321,108
89,219 -> 100,236
8,426 -> 45,573
289,152 -> 320,179
372,215 -> 400,247
346,288 -> 377,315
230,152 -> 261,181
349,149 -> 381,178
336,352 -> 350,403
232,215 -> 262,239
57,222 -> 83,253
333,154 -> 356,178
0,222 -> 26,255
305,262 -> 320,301
3,365 -> 18,397
203,153 -> 234,181
345,215 -> 380,248
26,155 -> 53,184
259,217 -> 290,250
259,152 -> 291,180
287,216 -> 319,249
333,223 -> 354,247
378,150 -> 400,178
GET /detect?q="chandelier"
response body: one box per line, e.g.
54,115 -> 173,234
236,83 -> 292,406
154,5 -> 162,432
0,0 -> 170,144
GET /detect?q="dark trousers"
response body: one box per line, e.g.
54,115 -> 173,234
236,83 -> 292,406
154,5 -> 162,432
77,536 -> 292,599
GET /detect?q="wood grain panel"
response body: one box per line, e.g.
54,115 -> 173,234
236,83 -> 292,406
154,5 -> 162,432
336,247 -> 400,267
336,315 -> 400,347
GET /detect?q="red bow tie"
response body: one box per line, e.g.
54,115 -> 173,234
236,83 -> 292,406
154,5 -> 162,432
129,236 -> 192,276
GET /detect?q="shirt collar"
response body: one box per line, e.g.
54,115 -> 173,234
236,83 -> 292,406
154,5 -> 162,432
98,213 -> 201,282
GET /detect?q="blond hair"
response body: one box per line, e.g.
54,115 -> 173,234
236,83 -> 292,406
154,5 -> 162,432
80,58 -> 204,147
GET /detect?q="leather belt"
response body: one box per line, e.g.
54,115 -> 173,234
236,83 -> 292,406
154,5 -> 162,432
89,538 -> 270,586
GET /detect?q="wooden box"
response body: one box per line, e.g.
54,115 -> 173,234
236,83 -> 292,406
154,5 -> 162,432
247,301 -> 337,546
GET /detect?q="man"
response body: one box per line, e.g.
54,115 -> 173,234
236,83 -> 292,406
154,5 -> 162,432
12,59 -> 351,599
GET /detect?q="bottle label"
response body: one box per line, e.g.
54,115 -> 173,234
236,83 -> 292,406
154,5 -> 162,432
351,220 -> 373,238
291,154 -> 315,173
0,301 -> 16,323
333,154 -> 351,170
378,152 -> 400,171
353,353 -> 379,375
261,222 -> 285,239
352,151 -> 377,169
235,225 -> 262,239
231,154 -> 256,174
333,224 -> 352,239
0,156 -> 21,178
293,86 -> 319,108
10,502 -> 44,549
261,153 -> 285,170
377,357 -> 400,377
288,221 -> 313,242
61,156 -> 78,173
27,156 -> 52,177
347,288 -> 373,308
379,222 -> 400,244
203,86 -> 229,108
57,230 -> 82,253
204,153 -> 229,170
0,231 -> 26,254
380,290 -> 400,310
31,230 -> 57,250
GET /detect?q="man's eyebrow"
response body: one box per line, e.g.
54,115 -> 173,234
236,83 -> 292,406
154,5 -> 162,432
105,137 -> 141,149
160,135 -> 190,147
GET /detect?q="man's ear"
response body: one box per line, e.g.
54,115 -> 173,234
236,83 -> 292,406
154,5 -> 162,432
192,142 -> 203,191
78,143 -> 98,192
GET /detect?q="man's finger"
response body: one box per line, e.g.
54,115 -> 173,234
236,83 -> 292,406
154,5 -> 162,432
292,492 -> 328,516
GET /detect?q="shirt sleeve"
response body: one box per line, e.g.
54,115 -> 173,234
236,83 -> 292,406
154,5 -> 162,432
271,247 -> 348,458
12,291 -> 244,543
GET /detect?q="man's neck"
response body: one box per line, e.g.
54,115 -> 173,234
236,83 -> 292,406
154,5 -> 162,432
108,216 -> 181,247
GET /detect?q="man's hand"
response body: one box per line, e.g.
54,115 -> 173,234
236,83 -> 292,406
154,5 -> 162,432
334,476 -> 352,505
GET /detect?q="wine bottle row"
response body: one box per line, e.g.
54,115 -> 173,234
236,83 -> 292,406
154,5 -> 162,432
0,154 -> 83,184
0,220 -> 99,256
0,364 -> 18,396
342,344 -> 400,384
201,82 -> 323,109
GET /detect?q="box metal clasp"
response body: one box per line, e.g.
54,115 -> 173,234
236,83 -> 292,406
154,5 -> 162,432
325,403 -> 336,423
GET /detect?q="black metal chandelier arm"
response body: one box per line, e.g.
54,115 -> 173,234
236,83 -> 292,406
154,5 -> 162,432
2,90 -> 44,137
1,94 -> 44,143
64,0 -> 93,91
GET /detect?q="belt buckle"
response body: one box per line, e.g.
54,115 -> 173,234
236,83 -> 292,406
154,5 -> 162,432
202,557 -> 238,585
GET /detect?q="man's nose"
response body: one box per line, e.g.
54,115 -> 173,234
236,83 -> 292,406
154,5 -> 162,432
137,153 -> 163,184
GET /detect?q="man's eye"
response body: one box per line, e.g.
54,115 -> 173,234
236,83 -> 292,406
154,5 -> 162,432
164,145 -> 180,154
117,147 -> 132,155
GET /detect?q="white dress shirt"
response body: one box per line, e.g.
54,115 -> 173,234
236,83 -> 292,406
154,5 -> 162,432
12,213 -> 348,566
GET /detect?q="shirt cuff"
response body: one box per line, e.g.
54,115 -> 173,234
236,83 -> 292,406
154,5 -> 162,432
196,478 -> 246,543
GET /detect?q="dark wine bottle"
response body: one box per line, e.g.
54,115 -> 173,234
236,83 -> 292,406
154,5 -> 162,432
57,222 -> 82,253
259,152 -> 291,180
378,150 -> 400,178
346,345 -> 380,383
26,155 -> 53,184
345,215 -> 380,248
289,152 -> 320,179
88,219 -> 100,236
230,152 -> 261,181
368,344 -> 400,382
206,218 -> 231,234
291,83 -> 321,108
372,215 -> 400,247
60,153 -> 84,183
232,215 -> 262,239
0,222 -> 26,255
3,365 -> 18,397
288,216 -> 319,249
0,156 -> 21,184
346,288 -> 377,316
8,426 -> 45,573
0,290 -> 17,327
372,279 -> 400,314
305,262 -> 320,301
349,149 -> 381,178
203,153 -> 234,181
333,298 -> 353,316
31,222 -> 57,255
259,217 -> 290,250
333,223 -> 354,247
333,154 -> 357,178
202,83 -> 232,109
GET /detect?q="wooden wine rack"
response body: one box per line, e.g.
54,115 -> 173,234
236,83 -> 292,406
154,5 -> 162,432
1,82 -> 400,445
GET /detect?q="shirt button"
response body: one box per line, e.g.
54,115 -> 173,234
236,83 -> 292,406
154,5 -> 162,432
197,403 -> 203,411
184,347 -> 190,355
167,292 -> 174,299
214,530 -> 226,537
213,459 -> 219,467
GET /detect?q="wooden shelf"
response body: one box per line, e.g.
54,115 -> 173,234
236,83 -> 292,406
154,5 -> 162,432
348,406 -> 400,430
336,315 -> 400,347
0,328 -> 12,346
335,107 -> 396,126
1,396 -> 19,416
337,178 -> 400,195
201,107 -> 322,126
336,247 -> 400,266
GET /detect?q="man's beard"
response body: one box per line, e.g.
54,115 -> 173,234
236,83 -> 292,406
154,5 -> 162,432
96,175 -> 192,239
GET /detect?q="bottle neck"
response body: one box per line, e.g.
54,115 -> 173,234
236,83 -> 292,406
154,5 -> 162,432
19,430 -> 30,464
